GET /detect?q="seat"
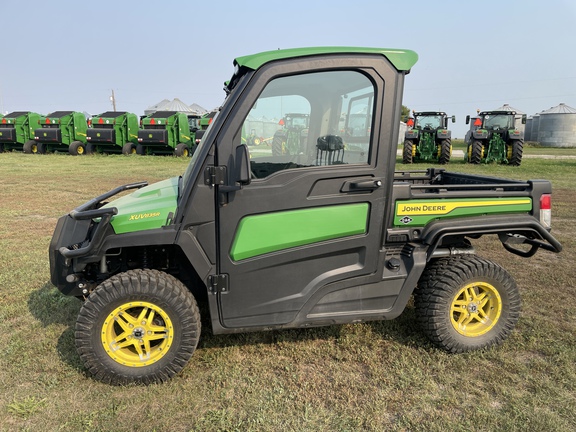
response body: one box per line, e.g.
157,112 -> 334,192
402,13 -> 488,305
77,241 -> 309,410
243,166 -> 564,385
316,135 -> 345,165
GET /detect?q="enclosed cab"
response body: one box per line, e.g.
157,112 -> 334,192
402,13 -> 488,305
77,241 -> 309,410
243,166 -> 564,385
402,111 -> 455,164
0,111 -> 43,153
86,111 -> 139,155
465,110 -> 527,166
137,110 -> 193,156
34,111 -> 88,155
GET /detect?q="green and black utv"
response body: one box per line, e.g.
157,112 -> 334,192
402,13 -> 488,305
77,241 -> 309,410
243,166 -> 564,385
402,111 -> 455,164
465,110 -> 527,166
49,47 -> 561,385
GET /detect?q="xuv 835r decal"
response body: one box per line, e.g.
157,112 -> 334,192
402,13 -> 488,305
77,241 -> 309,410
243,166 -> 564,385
394,198 -> 531,226
230,203 -> 369,261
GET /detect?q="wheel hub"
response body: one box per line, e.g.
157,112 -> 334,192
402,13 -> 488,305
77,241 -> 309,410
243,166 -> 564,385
101,301 -> 174,367
450,282 -> 503,337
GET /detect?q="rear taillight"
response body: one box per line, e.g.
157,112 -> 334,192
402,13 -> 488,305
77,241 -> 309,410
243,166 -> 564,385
540,194 -> 551,228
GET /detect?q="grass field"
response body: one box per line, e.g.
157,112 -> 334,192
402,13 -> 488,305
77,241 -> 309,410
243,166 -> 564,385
0,150 -> 575,431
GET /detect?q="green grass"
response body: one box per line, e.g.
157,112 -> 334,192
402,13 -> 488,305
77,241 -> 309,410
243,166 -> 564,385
0,152 -> 575,431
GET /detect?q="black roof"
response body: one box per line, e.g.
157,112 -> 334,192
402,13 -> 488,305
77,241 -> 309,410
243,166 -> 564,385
5,111 -> 32,118
46,111 -> 74,118
414,111 -> 447,116
94,111 -> 127,118
148,111 -> 179,119
480,111 -> 516,116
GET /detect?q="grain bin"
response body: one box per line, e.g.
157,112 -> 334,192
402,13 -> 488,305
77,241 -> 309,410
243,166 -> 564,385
536,103 -> 576,147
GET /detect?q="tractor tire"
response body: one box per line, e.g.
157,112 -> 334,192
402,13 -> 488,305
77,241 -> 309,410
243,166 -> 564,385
272,133 -> 286,156
69,141 -> 86,156
85,143 -> 97,155
402,140 -> 414,164
414,255 -> 521,353
438,139 -> 451,164
0,143 -> 4,153
470,140 -> 484,164
75,269 -> 201,385
507,139 -> 523,166
175,143 -> 190,157
23,140 -> 39,154
122,142 -> 137,155
136,144 -> 146,155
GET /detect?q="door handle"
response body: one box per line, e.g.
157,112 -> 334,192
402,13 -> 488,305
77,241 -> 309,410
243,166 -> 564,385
348,179 -> 382,191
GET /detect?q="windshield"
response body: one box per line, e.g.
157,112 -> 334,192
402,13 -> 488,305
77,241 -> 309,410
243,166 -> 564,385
483,114 -> 514,129
415,115 -> 443,129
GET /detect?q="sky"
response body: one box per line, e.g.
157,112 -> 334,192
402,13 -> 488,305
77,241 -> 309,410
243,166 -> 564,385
1,0 -> 575,138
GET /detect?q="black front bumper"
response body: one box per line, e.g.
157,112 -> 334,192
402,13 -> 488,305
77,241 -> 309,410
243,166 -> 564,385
49,181 -> 148,296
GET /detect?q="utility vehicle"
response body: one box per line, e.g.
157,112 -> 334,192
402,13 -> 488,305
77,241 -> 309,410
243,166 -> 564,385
49,47 -> 561,384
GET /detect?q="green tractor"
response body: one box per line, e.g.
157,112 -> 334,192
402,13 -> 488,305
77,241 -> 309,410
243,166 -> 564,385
86,111 -> 140,155
0,111 -> 43,153
272,113 -> 309,156
402,111 -> 455,164
137,111 -> 193,156
34,111 -> 88,155
465,110 -> 527,166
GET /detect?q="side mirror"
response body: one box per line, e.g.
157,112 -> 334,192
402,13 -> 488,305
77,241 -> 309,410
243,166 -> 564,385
465,115 -> 470,125
451,115 -> 456,123
521,114 -> 527,125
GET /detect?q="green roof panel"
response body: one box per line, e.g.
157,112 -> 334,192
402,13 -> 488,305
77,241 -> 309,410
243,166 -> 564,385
234,46 -> 418,72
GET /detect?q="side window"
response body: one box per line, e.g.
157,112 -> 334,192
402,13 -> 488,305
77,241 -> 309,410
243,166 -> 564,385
241,70 -> 375,179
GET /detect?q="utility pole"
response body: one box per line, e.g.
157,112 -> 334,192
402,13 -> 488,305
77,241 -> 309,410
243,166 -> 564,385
110,89 -> 117,111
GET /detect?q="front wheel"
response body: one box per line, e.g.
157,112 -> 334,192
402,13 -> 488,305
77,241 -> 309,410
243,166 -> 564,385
469,140 -> 484,164
69,141 -> 86,156
174,143 -> 190,157
414,255 -> 521,353
75,269 -> 201,384
23,140 -> 39,154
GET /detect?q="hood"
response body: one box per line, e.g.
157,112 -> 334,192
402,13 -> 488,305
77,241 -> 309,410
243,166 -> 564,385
103,177 -> 179,234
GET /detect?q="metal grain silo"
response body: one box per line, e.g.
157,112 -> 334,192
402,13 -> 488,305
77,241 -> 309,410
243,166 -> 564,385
536,103 -> 576,147
524,116 -> 533,141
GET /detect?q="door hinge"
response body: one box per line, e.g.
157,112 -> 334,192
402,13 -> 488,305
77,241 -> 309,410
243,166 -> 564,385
209,274 -> 229,294
204,166 -> 227,187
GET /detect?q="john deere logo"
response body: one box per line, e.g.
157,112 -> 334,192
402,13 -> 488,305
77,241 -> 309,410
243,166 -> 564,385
0,132 -> 2,136
43,132 -> 47,137
399,216 -> 413,224
148,134 -> 153,139
97,133 -> 101,137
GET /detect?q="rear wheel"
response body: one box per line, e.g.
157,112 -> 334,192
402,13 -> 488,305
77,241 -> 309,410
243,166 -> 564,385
75,269 -> 201,385
69,141 -> 86,156
122,142 -> 137,155
507,139 -> 523,166
438,139 -> 451,164
175,143 -> 190,157
136,144 -> 146,155
470,140 -> 484,164
402,140 -> 414,164
272,132 -> 286,156
414,255 -> 520,353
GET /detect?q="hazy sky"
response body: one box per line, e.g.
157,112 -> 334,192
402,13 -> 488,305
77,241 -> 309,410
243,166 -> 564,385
1,0 -> 575,138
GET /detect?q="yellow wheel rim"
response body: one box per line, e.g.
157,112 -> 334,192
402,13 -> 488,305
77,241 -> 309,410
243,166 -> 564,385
451,282 -> 502,337
101,301 -> 174,367
77,146 -> 84,155
32,144 -> 38,153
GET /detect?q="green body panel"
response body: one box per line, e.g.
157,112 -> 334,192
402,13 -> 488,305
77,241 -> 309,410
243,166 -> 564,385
394,198 -> 532,227
234,47 -> 418,72
88,112 -> 140,147
0,112 -> 42,149
103,177 -> 179,234
36,111 -> 88,146
230,203 -> 370,261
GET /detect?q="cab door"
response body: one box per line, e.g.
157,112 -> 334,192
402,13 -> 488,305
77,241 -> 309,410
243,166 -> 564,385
214,56 -> 399,329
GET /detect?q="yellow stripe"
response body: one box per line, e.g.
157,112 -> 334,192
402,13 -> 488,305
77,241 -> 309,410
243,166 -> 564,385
397,199 -> 531,216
